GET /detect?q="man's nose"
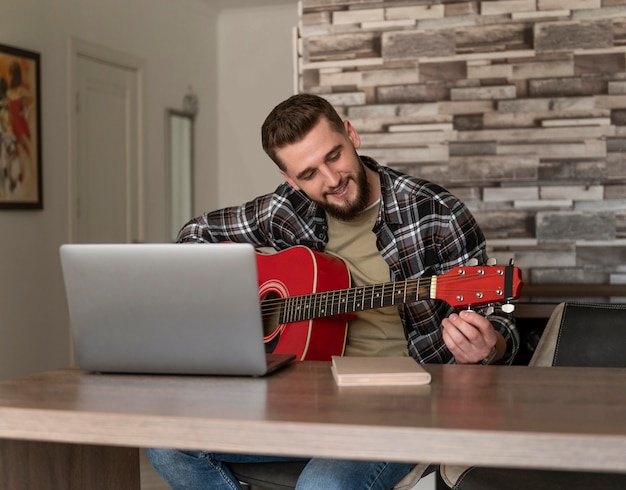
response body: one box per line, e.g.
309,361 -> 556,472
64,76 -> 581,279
320,164 -> 341,187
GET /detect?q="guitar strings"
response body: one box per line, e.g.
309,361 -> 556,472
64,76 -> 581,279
259,271 -> 506,318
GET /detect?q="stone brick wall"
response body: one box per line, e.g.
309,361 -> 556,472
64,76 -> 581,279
296,0 -> 626,293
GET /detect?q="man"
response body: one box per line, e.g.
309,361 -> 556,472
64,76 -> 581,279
148,94 -> 519,489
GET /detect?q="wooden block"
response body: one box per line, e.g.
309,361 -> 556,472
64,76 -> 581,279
578,242 -> 626,268
541,117 -> 611,127
438,100 -> 495,115
609,81 -> 626,94
306,32 -> 378,59
319,70 -> 363,86
535,20 -> 614,53
541,160 -> 608,181
360,145 -> 449,164
572,5 -> 626,20
512,10 -> 570,20
540,185 -> 604,200
514,199 -> 574,209
606,137 -> 626,152
481,0 -> 536,15
596,94 -> 626,109
529,77 -> 608,97
382,30 -> 456,60
361,68 -> 420,87
511,60 -> 574,80
445,2 -> 479,16
467,63 -> 513,79
605,184 -> 626,198
360,131 -> 458,147
423,49 -> 536,63
419,61 -> 467,81
457,125 -> 614,142
510,140 -> 606,158
484,112 -> 543,128
347,103 -> 437,119
574,52 -> 626,75
387,123 -> 454,132
299,23 -> 357,37
497,142 -> 594,158
469,209 -> 533,236
486,238 -> 539,247
456,23 -> 530,50
514,249 -> 576,269
378,84 -> 449,104
536,211 -> 615,241
539,0 -> 600,9
449,141 -> 498,156
448,154 -> 539,182
386,4 -> 445,21
484,187 -> 540,201
453,114 -> 484,131
361,19 -> 415,29
451,85 -> 516,101
301,12 -> 332,26
607,152 -> 626,178
390,163 -> 450,185
332,8 -> 384,25
376,83 -> 445,103
301,57 -> 384,70
498,96 -> 595,113
418,14 -> 479,31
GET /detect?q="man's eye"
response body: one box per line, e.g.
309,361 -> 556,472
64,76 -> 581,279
301,170 -> 316,181
328,152 -> 340,162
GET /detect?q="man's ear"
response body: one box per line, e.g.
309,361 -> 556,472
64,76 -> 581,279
280,170 -> 300,191
344,120 -> 361,149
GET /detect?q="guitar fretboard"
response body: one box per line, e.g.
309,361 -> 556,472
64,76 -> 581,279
274,277 -> 435,324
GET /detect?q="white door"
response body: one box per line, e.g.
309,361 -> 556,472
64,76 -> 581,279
71,43 -> 143,243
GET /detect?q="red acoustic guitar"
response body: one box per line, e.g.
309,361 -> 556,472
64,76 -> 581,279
256,246 -> 523,361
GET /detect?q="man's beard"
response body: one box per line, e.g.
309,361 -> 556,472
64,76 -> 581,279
316,162 -> 370,221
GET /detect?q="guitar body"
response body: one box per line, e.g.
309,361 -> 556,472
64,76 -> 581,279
256,247 -> 351,361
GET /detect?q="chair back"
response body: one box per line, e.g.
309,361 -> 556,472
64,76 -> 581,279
529,302 -> 626,368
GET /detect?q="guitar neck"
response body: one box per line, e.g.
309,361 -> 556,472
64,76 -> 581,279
277,277 -> 435,324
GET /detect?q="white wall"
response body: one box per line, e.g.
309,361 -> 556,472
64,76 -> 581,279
0,0 -> 216,380
215,1 -> 297,207
0,0 -> 298,380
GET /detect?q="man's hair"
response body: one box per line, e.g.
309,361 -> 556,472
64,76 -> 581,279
261,93 -> 345,169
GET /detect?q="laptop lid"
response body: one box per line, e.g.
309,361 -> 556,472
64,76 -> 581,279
59,243 -> 294,376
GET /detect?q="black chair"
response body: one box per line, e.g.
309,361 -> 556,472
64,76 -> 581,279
228,461 -> 433,490
440,302 -> 626,490
229,461 -> 308,490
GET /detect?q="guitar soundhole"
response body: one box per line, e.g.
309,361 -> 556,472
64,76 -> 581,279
260,291 -> 282,353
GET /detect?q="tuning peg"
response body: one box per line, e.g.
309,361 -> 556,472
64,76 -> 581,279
501,303 -> 515,314
487,257 -> 497,266
468,258 -> 479,266
483,305 -> 495,316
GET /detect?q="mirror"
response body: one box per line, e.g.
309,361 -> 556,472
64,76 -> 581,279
167,109 -> 194,241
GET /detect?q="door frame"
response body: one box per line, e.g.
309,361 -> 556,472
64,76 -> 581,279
67,38 -> 145,243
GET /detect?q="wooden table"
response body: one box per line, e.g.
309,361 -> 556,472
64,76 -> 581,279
0,362 -> 625,489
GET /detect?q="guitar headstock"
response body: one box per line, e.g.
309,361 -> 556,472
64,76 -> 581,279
434,262 -> 523,311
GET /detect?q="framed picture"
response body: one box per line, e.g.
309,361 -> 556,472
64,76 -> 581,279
0,43 -> 42,209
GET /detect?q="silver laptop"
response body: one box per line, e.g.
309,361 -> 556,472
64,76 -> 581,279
59,243 -> 295,376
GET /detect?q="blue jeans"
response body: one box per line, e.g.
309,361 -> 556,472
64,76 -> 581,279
147,448 -> 416,490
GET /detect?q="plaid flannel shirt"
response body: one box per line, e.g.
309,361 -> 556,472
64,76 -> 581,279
177,156 -> 519,364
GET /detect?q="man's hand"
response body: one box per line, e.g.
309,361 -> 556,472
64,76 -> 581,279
441,309 -> 502,364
